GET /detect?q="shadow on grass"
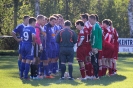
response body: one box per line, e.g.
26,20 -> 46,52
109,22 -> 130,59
83,74 -> 126,86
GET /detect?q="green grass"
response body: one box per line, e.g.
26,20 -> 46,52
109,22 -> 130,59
0,56 -> 133,88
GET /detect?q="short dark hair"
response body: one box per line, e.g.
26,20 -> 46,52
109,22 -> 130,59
29,17 -> 36,24
89,14 -> 96,20
37,15 -> 44,20
64,20 -> 72,26
95,14 -> 99,21
75,20 -> 84,26
108,19 -> 112,26
80,13 -> 89,20
102,19 -> 110,25
49,16 -> 57,21
23,15 -> 30,20
52,14 -> 59,19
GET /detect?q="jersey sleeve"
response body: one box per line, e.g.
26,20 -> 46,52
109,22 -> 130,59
12,25 -> 21,34
43,25 -> 47,32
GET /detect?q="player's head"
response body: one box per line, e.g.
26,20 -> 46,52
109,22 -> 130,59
75,20 -> 84,30
89,14 -> 96,25
36,15 -> 45,26
95,14 -> 99,22
23,15 -> 30,25
102,19 -> 110,28
80,13 -> 89,22
57,14 -> 64,25
29,17 -> 36,27
64,20 -> 72,28
52,14 -> 59,25
49,16 -> 57,26
108,19 -> 113,27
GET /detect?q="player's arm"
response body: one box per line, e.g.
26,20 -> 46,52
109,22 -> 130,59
77,35 -> 84,47
12,26 -> 21,42
32,28 -> 36,46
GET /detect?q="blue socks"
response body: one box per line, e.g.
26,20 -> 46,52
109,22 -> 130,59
44,65 -> 49,76
55,62 -> 58,70
18,60 -> 21,72
39,62 -> 44,75
24,63 -> 30,79
20,62 -> 25,77
52,62 -> 57,74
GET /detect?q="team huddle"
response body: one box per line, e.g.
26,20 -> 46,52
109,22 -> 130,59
12,13 -> 119,80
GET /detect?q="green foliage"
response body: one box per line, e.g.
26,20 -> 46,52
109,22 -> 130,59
0,0 -> 129,38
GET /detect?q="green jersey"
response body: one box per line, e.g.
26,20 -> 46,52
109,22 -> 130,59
90,22 -> 102,50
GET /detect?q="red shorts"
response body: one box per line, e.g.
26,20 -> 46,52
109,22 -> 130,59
98,51 -> 102,59
112,46 -> 118,60
77,45 -> 91,61
103,41 -> 114,58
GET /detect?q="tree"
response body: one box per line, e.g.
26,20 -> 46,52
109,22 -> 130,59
13,0 -> 19,29
128,0 -> 133,37
35,0 -> 40,17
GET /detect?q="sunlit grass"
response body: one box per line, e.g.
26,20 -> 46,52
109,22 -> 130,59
0,56 -> 133,88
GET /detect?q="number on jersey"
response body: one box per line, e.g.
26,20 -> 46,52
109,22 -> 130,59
23,32 -> 29,41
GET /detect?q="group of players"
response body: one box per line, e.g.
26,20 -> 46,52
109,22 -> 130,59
76,13 -> 119,80
12,13 -> 119,80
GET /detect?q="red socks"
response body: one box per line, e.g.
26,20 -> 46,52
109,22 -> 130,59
85,63 -> 93,76
80,67 -> 86,78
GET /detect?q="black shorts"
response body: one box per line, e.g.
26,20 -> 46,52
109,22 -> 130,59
59,47 -> 74,63
34,43 -> 41,57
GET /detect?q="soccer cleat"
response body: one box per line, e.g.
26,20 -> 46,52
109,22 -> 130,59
77,77 -> 87,80
68,77 -> 74,80
51,73 -> 59,76
45,75 -> 55,78
24,77 -> 30,80
85,76 -> 93,80
33,76 -> 43,80
59,77 -> 65,80
92,76 -> 99,80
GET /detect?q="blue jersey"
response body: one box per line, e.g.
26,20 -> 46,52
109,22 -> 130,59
12,23 -> 25,38
22,25 -> 36,43
43,23 -> 56,43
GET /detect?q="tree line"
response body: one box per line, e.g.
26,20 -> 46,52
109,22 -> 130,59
0,0 -> 130,38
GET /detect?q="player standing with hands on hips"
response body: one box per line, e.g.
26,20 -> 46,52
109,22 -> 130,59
89,14 -> 102,79
56,20 -> 77,80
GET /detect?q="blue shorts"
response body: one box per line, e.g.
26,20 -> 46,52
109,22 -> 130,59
46,42 -> 57,58
56,43 -> 60,57
40,49 -> 48,60
21,43 -> 34,60
18,42 -> 22,54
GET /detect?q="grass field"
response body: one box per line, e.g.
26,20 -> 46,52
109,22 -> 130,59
0,56 -> 133,88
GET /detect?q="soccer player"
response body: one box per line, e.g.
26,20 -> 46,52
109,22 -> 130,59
94,14 -> 103,77
80,13 -> 93,79
52,14 -> 63,73
56,20 -> 77,80
89,14 -> 102,79
75,20 -> 91,80
43,16 -> 57,78
102,19 -> 114,76
30,15 -> 46,79
108,19 -> 119,75
12,15 -> 30,75
20,17 -> 36,80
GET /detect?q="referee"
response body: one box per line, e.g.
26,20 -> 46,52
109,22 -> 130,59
56,20 -> 77,80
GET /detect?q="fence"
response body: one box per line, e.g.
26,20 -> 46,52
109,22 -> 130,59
0,36 -> 18,50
